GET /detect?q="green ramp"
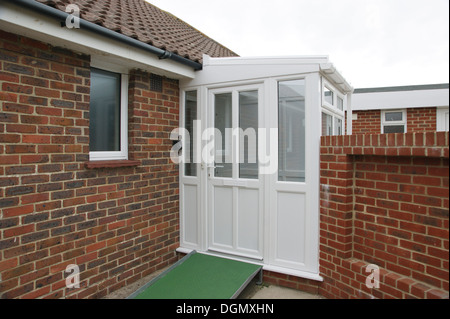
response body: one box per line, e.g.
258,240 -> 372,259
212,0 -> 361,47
127,251 -> 262,299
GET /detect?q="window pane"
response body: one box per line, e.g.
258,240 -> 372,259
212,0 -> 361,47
324,87 -> 333,105
385,111 -> 403,121
322,112 -> 333,136
335,117 -> 343,135
214,93 -> 232,178
239,90 -> 258,179
90,68 -> 121,152
384,125 -> 405,133
184,91 -> 197,176
337,96 -> 344,111
278,80 -> 305,182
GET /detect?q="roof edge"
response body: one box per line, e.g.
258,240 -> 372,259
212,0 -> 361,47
354,83 -> 449,94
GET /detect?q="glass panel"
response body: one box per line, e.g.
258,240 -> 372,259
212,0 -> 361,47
239,90 -> 258,179
385,111 -> 403,121
90,68 -> 121,152
322,112 -> 333,136
324,87 -> 333,105
335,117 -> 343,135
214,93 -> 232,178
278,80 -> 305,182
384,125 -> 405,133
184,91 -> 197,176
337,96 -> 344,111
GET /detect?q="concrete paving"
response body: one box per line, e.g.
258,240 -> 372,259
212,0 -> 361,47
238,280 -> 325,299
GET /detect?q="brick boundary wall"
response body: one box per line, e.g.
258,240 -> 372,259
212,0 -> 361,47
264,132 -> 449,299
319,132 -> 449,299
0,31 -> 180,299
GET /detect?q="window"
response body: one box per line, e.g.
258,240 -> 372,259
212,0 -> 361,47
184,90 -> 197,176
324,87 -> 334,105
437,108 -> 449,132
321,80 -> 345,136
381,110 -> 406,133
89,67 -> 128,161
278,79 -> 305,183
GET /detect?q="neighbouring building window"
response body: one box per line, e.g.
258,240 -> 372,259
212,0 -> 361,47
89,67 -> 129,161
381,109 -> 406,133
437,107 -> 449,132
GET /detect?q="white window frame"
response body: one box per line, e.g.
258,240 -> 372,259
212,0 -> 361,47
89,59 -> 129,161
437,107 -> 449,132
321,79 -> 345,136
381,109 -> 407,134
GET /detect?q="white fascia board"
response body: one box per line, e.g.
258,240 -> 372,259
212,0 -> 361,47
0,1 -> 196,79
352,88 -> 450,111
183,55 -> 327,88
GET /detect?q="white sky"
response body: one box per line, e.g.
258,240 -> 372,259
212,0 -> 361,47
146,0 -> 449,89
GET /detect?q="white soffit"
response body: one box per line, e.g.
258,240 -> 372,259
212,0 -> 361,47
0,1 -> 196,79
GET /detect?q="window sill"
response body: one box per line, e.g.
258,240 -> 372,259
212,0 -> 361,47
84,160 -> 140,169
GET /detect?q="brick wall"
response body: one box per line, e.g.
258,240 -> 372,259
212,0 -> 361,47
352,108 -> 437,135
0,30 -> 180,298
319,132 -> 449,299
352,110 -> 381,135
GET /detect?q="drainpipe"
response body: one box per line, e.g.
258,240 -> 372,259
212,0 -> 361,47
3,0 -> 203,71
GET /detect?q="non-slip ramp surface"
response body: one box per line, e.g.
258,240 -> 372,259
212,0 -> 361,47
128,252 -> 262,299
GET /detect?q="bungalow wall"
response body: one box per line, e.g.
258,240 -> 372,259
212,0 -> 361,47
352,108 -> 438,135
0,30 -> 180,299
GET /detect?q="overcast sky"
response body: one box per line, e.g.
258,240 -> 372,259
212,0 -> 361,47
146,0 -> 449,89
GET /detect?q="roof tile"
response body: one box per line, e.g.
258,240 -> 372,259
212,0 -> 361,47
35,0 -> 238,63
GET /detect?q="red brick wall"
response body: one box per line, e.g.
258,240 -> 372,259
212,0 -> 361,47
0,31 -> 180,298
352,110 -> 381,135
319,132 -> 449,299
352,108 -> 437,135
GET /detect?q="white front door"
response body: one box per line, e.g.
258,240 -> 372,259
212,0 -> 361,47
206,85 -> 264,260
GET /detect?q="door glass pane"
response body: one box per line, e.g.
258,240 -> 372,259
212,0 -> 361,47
278,80 -> 305,182
239,90 -> 258,179
184,91 -> 197,176
322,112 -> 332,136
214,93 -> 232,177
89,68 -> 121,152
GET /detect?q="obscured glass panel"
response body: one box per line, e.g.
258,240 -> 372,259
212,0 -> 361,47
385,111 -> 403,121
322,112 -> 333,136
335,118 -> 343,135
278,80 -> 305,182
90,68 -> 121,152
384,125 -> 405,133
184,91 -> 197,176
